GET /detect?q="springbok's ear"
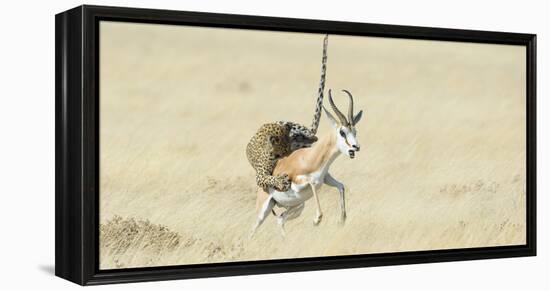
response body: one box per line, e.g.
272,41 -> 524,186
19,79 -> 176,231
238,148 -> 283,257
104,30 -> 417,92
323,106 -> 338,128
353,110 -> 363,125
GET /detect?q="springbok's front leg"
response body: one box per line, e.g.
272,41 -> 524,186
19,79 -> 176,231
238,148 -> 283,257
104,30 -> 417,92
324,173 -> 346,224
309,182 -> 323,225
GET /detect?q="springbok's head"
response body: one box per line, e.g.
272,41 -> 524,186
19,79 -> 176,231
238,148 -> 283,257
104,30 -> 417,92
323,89 -> 363,159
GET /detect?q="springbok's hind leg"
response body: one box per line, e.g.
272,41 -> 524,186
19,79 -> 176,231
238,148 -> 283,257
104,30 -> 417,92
277,203 -> 305,237
250,194 -> 276,238
324,173 -> 346,224
256,187 -> 270,213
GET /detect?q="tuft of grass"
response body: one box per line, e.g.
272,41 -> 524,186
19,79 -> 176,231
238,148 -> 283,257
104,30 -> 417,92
100,216 -> 184,268
439,179 -> 500,196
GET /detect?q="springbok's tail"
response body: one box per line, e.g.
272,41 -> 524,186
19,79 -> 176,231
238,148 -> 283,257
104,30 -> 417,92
310,34 -> 329,135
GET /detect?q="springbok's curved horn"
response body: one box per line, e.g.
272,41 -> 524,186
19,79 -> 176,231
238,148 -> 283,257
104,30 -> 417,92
342,90 -> 354,126
328,89 -> 348,125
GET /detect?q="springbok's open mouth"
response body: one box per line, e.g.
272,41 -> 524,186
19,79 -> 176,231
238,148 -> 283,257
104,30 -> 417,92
349,150 -> 355,159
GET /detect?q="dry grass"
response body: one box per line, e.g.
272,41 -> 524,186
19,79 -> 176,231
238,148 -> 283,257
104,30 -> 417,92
99,22 -> 526,269
100,216 -> 185,268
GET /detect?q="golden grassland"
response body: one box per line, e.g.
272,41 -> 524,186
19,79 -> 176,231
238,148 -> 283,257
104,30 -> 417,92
99,22 -> 526,269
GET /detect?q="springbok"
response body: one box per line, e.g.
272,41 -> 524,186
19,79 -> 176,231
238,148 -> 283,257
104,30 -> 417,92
251,89 -> 363,237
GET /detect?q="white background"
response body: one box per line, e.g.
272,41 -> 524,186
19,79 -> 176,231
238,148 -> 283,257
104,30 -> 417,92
0,0 -> 546,289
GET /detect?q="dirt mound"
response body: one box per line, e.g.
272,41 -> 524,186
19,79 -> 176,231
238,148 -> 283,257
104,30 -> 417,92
100,216 -> 184,268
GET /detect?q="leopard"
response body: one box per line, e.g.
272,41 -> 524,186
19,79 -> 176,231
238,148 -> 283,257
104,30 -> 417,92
245,34 -> 329,192
246,122 -> 318,192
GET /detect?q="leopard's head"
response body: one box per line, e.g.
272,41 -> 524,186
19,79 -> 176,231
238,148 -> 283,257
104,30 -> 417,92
266,127 -> 291,159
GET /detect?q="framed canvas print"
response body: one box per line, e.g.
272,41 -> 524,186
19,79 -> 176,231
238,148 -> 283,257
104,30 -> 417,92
55,5 -> 536,285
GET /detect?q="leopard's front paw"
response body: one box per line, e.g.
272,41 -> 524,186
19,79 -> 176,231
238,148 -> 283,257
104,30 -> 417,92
274,174 -> 291,192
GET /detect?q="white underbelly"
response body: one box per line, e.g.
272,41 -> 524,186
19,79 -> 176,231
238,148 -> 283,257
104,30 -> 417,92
269,187 -> 312,207
268,171 -> 325,208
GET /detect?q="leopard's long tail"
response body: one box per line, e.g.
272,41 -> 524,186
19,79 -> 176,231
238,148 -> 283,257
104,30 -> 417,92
310,34 -> 328,135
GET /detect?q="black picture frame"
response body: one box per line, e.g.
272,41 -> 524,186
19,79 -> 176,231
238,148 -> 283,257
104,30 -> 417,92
55,4 -> 537,286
